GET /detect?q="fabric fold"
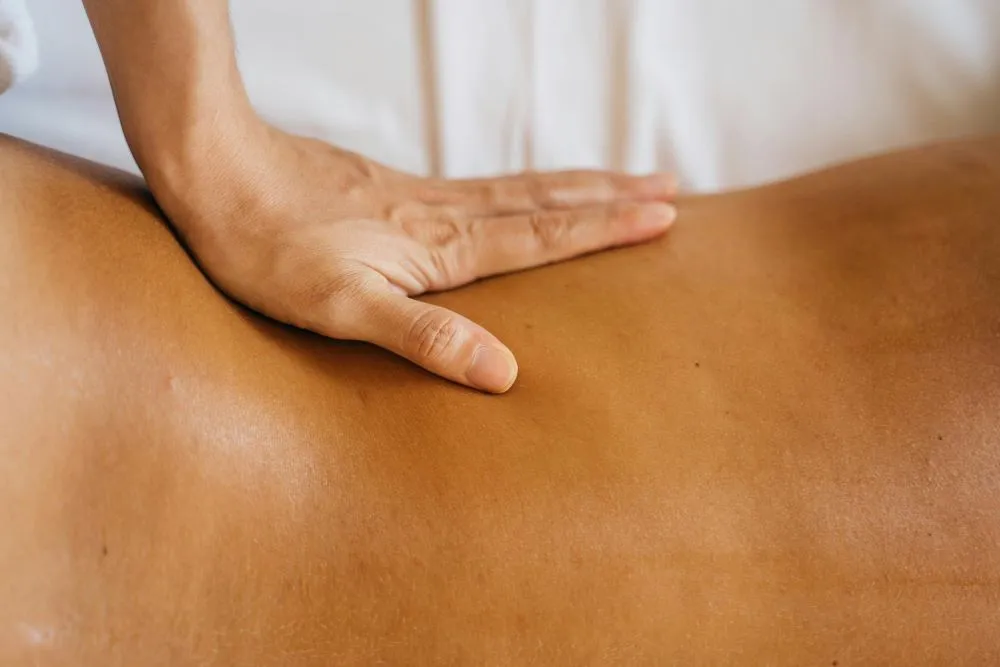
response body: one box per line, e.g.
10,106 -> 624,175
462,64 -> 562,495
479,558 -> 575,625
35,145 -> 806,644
0,0 -> 38,95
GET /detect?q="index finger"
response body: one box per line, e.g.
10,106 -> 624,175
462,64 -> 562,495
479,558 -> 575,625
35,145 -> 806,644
456,202 -> 678,282
410,170 -> 677,217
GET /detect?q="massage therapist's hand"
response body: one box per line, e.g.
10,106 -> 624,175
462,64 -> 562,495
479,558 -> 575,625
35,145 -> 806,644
82,0 -> 677,392
160,121 -> 677,393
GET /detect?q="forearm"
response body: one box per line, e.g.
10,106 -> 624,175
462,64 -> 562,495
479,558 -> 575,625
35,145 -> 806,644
82,0 -> 260,212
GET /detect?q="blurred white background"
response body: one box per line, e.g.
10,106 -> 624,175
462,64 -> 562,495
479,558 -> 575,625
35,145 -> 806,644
2,0 -> 998,191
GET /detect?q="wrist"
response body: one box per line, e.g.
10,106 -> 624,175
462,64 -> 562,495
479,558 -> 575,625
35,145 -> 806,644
141,102 -> 270,236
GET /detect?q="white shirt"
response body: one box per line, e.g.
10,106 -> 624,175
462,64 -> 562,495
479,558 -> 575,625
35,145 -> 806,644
2,0 -> 998,192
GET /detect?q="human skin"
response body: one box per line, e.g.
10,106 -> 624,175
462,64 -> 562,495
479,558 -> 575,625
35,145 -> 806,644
79,0 -> 677,393
1,134 -> 998,665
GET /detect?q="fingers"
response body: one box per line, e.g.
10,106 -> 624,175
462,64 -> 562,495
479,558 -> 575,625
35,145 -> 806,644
459,201 -> 677,280
344,290 -> 519,393
411,170 -> 676,216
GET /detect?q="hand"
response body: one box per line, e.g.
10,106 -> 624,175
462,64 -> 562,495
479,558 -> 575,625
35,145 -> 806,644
159,122 -> 678,393
81,0 -> 677,394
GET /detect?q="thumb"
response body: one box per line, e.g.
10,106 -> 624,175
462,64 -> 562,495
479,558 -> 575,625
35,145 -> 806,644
348,290 -> 519,393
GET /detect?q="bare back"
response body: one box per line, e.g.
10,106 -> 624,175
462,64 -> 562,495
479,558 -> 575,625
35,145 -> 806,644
2,135 -> 999,665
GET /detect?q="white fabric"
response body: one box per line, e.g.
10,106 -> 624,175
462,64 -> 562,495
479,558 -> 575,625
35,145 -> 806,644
0,0 -> 37,94
1,0 -> 998,192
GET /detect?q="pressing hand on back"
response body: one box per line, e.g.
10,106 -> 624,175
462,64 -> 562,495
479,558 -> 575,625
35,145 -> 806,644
164,123 -> 677,393
82,0 -> 677,392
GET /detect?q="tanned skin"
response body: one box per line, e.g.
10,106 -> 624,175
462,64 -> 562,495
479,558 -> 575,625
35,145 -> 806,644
1,134 -> 998,665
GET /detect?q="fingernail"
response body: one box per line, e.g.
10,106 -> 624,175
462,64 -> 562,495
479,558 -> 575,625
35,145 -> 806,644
467,345 -> 518,393
638,202 -> 678,230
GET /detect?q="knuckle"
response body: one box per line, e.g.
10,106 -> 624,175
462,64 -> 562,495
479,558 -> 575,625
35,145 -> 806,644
384,201 -> 424,224
405,309 -> 464,363
425,216 -> 465,247
426,240 -> 475,289
528,211 -> 573,251
397,208 -> 467,248
426,246 -> 456,287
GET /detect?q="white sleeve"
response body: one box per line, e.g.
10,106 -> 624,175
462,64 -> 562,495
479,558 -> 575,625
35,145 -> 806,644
0,0 -> 38,95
